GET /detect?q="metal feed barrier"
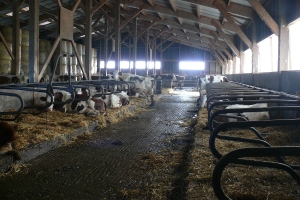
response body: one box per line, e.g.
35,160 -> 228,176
204,81 -> 300,199
0,53 -> 135,121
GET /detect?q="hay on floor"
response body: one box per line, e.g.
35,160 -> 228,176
0,97 -> 147,151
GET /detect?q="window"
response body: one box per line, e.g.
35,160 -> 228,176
120,61 -> 130,69
148,61 -> 161,69
100,61 -> 161,70
179,61 -> 205,70
136,61 -> 146,69
243,49 -> 252,73
257,34 -> 278,73
288,18 -> 300,70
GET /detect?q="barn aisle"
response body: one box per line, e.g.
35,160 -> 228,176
0,88 -> 200,199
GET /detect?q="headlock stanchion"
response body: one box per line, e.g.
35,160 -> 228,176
203,81 -> 300,199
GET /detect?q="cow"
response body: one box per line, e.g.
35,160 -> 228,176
0,121 -> 17,149
0,76 -> 11,84
40,88 -> 107,116
39,75 -> 50,83
174,75 -> 185,89
207,75 -> 228,83
225,103 -> 270,121
120,73 -> 155,106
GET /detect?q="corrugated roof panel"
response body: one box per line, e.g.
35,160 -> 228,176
231,0 -> 252,7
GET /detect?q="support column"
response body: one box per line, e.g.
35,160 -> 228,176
160,38 -> 163,75
154,38 -> 156,75
278,0 -> 288,91
278,0 -> 289,72
28,0 -> 39,82
97,40 -> 101,76
128,36 -> 131,73
85,0 -> 93,80
104,18 -> 108,76
12,1 -> 21,76
133,17 -> 137,75
252,16 -> 258,79
145,30 -> 149,77
239,39 -> 244,74
115,0 -> 121,71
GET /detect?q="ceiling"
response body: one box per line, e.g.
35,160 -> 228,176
0,0 -> 268,63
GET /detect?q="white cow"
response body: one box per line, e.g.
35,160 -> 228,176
120,73 -> 155,106
225,103 -> 270,121
40,89 -> 106,116
206,75 -> 228,83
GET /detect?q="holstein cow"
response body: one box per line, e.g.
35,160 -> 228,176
91,89 -> 130,109
207,75 -> 228,83
120,73 -> 155,106
40,88 -> 107,116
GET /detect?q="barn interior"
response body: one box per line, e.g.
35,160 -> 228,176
0,0 -> 300,199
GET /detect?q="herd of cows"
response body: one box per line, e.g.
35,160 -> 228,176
0,73 -> 231,152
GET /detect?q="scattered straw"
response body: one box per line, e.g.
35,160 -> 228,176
1,97 -> 148,151
187,104 -> 300,199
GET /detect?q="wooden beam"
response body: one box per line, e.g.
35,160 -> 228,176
214,0 -> 252,49
157,13 -> 164,20
162,41 -> 176,52
210,31 -> 232,59
209,42 -> 227,62
168,0 -> 177,12
137,20 -> 157,38
196,5 -> 201,19
71,0 -> 81,12
126,10 -> 233,40
119,3 -> 148,29
121,33 -> 129,44
147,0 -> 155,7
121,0 -> 239,33
181,0 -> 253,19
0,32 -> 14,60
247,0 -> 279,35
99,8 -> 114,24
92,13 -> 104,28
177,17 -> 183,25
3,0 -> 13,6
211,19 -> 240,57
91,0 -> 109,14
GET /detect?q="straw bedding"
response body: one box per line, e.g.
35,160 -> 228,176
187,106 -> 300,199
0,97 -> 147,151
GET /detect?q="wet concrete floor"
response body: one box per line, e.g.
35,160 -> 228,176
0,89 -> 200,200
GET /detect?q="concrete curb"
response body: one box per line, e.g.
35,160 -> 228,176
0,99 -> 148,175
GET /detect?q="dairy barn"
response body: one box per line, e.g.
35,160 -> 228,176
0,0 -> 300,199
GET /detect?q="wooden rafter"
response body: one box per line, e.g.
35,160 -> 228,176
214,0 -> 252,49
209,32 -> 233,60
91,0 -> 109,14
211,19 -> 240,57
119,3 -> 148,29
181,0 -> 253,19
247,0 -> 279,35
121,0 -> 240,34
137,20 -> 157,38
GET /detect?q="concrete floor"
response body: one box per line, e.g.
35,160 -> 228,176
0,88 -> 200,200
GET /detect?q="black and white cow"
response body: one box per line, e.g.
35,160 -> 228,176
120,73 -> 155,106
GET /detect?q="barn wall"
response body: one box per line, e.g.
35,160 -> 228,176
237,0 -> 296,51
227,71 -> 300,95
286,0 -> 300,24
97,36 -> 214,76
